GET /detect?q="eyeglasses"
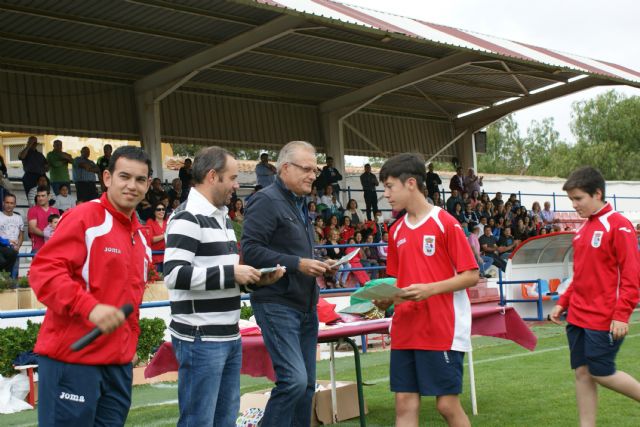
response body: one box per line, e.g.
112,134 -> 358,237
155,208 -> 165,211
289,162 -> 319,177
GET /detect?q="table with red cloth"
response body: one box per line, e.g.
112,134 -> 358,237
145,306 -> 536,426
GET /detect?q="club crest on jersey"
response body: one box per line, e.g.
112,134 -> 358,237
591,231 -> 603,248
423,235 -> 436,256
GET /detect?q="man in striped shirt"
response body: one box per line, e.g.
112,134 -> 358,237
164,146 -> 283,427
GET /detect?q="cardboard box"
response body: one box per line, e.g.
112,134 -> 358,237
239,380 -> 367,425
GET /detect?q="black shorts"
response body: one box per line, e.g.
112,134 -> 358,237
566,323 -> 623,376
390,349 -> 464,396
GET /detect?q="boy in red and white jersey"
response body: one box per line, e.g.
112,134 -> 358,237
374,153 -> 478,427
550,166 -> 640,425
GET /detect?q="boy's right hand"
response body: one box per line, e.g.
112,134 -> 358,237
549,305 -> 566,325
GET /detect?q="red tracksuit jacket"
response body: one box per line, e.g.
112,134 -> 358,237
31,194 -> 151,365
558,203 -> 640,331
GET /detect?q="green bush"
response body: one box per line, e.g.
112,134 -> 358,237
0,271 -> 16,290
137,317 -> 166,366
240,302 -> 253,320
0,320 -> 41,376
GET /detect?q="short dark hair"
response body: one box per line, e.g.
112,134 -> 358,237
48,214 -> 60,223
3,193 -> 16,202
36,185 -> 49,194
108,146 -> 152,177
192,146 -> 233,184
379,153 -> 426,192
562,166 -> 606,200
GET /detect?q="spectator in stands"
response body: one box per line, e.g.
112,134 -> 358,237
72,146 -> 100,201
485,201 -> 495,218
493,216 -> 505,240
178,158 -> 192,199
344,236 -> 370,285
449,166 -> 465,194
508,193 -> 521,210
360,163 -> 379,221
523,216 -> 537,238
464,168 -> 483,195
19,136 -> 48,199
255,152 -> 277,188
539,227 -> 548,235
344,199 -> 366,227
136,199 -> 154,223
431,191 -> 444,208
491,191 -> 503,207
497,226 -> 518,259
355,231 -> 377,280
468,189 -> 480,210
513,218 -> 528,242
452,202 -> 465,224
229,199 -> 244,224
503,202 -> 515,226
426,163 -> 442,200
324,214 -> 339,238
306,184 -> 320,206
363,233 -> 381,277
313,217 -> 325,241
464,204 -> 478,224
0,232 -> 18,273
319,156 -> 343,201
475,202 -> 490,222
468,223 -> 493,278
167,178 -> 184,205
0,154 -> 7,179
147,202 -> 167,273
339,216 -> 355,243
307,201 -> 318,223
320,185 -> 342,217
530,201 -> 542,221
43,213 -> 60,242
46,139 -> 73,195
378,230 -> 389,264
446,188 -> 463,214
146,177 -> 168,207
479,226 -> 506,271
27,175 -> 51,207
0,193 -> 24,278
96,144 -> 112,192
27,186 -> 60,253
325,229 -> 345,288
541,201 -> 555,228
53,184 -> 75,213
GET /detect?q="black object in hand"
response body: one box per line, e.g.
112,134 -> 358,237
70,304 -> 134,351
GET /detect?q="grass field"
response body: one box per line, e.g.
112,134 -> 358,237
4,313 -> 640,426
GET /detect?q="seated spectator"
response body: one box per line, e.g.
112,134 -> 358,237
360,232 -> 379,280
167,178 -> 184,205
452,202 -> 466,223
53,184 -> 75,213
146,178 -> 168,207
307,201 -> 318,223
339,216 -> 355,243
229,199 -> 244,224
530,201 -> 542,222
503,202 -> 515,226
539,227 -> 548,235
0,235 -> 18,273
27,186 -> 60,253
314,216 -> 325,242
378,231 -> 389,263
446,189 -> 463,214
0,193 -> 24,278
463,204 -> 478,224
468,190 -> 480,210
467,222 -> 493,278
513,218 -> 529,242
136,199 -> 154,223
27,174 -> 51,207
493,216 -> 505,240
72,146 -> 100,202
541,201 -> 555,228
323,214 -> 339,238
307,184 -> 320,205
475,202 -> 490,222
479,226 -> 506,271
485,201 -> 495,218
326,229 -> 346,288
147,202 -> 167,273
344,236 -> 370,286
431,191 -> 444,208
344,199 -> 366,227
497,226 -> 518,259
523,216 -> 537,238
43,214 -> 60,242
507,193 -> 521,210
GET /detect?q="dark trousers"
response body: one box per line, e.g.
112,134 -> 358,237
0,246 -> 17,272
38,356 -> 133,427
76,181 -> 99,202
487,252 -> 507,271
364,189 -> 378,220
22,172 -> 40,198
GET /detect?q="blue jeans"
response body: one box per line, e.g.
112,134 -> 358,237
479,255 -> 493,274
172,334 -> 242,427
252,302 -> 318,427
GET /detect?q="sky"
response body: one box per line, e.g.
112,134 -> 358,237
340,0 -> 640,163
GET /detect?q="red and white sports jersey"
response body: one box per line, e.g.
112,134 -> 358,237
387,206 -> 478,352
558,203 -> 640,331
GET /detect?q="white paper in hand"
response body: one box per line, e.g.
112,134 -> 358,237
333,249 -> 360,267
353,283 -> 403,300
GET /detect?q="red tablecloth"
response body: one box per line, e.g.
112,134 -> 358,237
145,306 -> 536,380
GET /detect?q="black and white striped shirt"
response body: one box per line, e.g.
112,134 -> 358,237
164,188 -> 243,342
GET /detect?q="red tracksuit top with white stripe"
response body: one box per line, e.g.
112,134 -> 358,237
31,194 -> 151,365
558,203 -> 640,331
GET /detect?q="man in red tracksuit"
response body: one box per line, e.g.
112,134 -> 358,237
551,166 -> 640,426
30,146 -> 152,427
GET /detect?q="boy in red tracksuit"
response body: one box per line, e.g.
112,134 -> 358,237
551,166 -> 640,425
30,147 -> 152,427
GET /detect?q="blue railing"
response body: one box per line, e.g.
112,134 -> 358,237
497,270 -> 547,321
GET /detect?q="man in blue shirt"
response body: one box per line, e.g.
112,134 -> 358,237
255,152 -> 277,188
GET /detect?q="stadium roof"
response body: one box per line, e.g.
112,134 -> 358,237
1,0 -> 638,168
